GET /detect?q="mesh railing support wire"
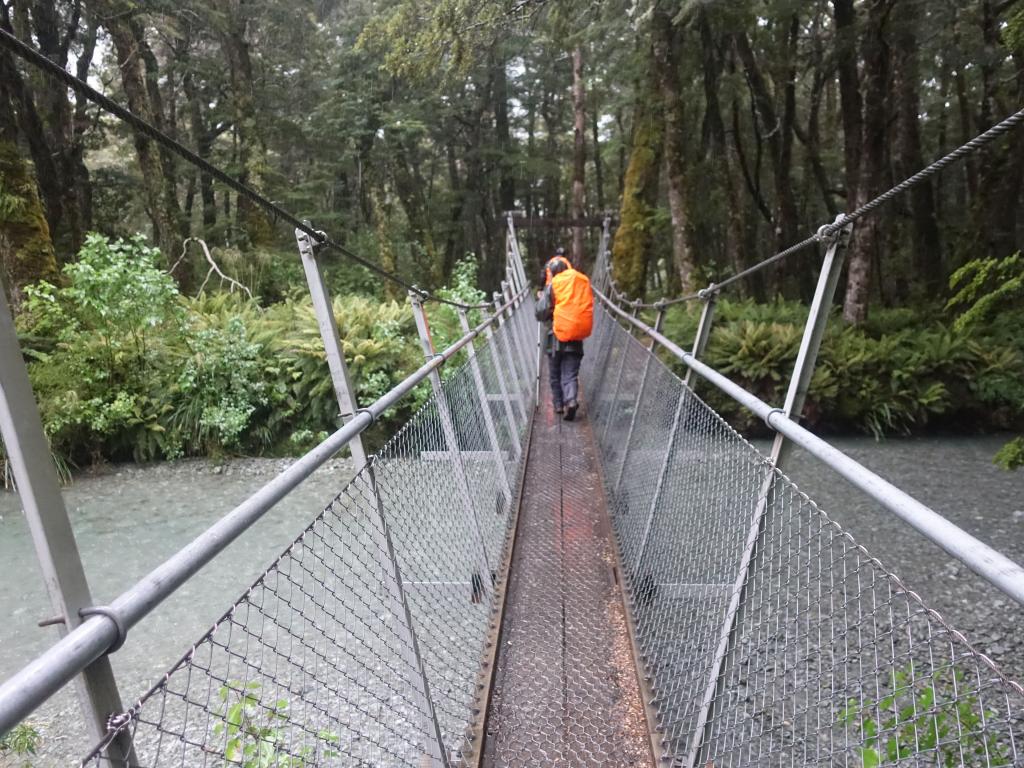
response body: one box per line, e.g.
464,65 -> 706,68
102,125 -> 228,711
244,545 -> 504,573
582,299 -> 1024,767
73,294 -> 538,767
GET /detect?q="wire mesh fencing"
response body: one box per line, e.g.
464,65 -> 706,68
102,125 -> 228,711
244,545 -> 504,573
581,304 -> 1024,768
79,304 -> 536,768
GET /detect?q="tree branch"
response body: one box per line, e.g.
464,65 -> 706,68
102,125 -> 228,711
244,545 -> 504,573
170,238 -> 255,301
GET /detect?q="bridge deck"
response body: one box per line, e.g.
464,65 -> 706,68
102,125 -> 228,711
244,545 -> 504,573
482,390 -> 653,767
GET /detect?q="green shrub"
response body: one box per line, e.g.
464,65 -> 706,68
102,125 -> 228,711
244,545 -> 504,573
213,681 -> 339,767
15,235 -> 434,463
657,296 -> 1024,438
0,722 -> 42,765
839,667 -> 1010,766
19,234 -> 186,462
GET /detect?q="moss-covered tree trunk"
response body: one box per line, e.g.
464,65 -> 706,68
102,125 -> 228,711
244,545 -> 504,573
653,8 -> 698,295
0,141 -> 59,302
370,184 -> 402,302
613,44 -> 663,298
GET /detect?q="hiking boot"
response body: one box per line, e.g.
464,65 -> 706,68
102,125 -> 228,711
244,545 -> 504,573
563,400 -> 578,421
554,403 -> 564,415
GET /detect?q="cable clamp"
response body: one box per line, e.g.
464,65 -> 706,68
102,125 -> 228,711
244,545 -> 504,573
106,711 -> 134,732
816,214 -> 850,244
697,284 -> 718,301
355,407 -> 377,426
763,407 -> 787,431
79,606 -> 128,654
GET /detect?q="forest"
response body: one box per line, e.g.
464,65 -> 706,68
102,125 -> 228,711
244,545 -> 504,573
1,0 -> 1023,468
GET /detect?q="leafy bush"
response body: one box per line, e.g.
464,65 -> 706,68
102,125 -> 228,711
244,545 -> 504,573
839,667 -> 1010,766
214,682 -> 339,767
0,722 -> 41,765
659,297 -> 1024,439
19,234 -> 186,462
15,233 -> 432,464
18,233 -> 1022,466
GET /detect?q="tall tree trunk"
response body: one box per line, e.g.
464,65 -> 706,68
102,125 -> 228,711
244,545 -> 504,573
612,42 -> 663,297
974,0 -> 1023,258
443,133 -> 465,281
615,107 -> 627,199
892,6 -> 942,293
183,71 -> 219,231
27,0 -> 93,254
0,77 -> 58,300
99,3 -> 180,261
699,9 -> 743,281
494,57 -> 516,215
653,8 -> 697,293
591,103 -> 605,213
540,85 -> 562,259
733,27 -> 798,260
220,0 -> 272,246
370,186 -> 400,302
389,133 -> 438,282
833,0 -> 863,209
842,0 -> 892,324
570,45 -> 586,267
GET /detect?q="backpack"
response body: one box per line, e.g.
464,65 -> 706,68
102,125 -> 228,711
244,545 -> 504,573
550,268 -> 594,342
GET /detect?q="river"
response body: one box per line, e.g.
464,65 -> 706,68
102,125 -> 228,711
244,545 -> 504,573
1,437 -> 1022,764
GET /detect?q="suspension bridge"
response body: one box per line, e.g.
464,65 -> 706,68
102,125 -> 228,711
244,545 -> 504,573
2,25 -> 1024,768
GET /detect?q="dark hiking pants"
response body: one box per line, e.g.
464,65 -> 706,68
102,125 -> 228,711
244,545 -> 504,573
548,350 -> 582,410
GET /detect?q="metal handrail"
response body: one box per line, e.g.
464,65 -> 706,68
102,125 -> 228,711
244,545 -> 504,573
593,287 -> 1024,608
0,289 -> 527,737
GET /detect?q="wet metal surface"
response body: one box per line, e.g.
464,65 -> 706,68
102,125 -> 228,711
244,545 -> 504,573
483,384 -> 653,767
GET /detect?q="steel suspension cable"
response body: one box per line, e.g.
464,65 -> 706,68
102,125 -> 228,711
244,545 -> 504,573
0,27 -> 490,311
607,103 -> 1024,310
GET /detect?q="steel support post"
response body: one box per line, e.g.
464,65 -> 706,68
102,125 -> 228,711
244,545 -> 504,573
0,288 -> 136,764
505,269 -> 532,383
457,309 -> 513,504
596,216 -> 611,292
613,305 -> 666,494
492,293 -> 528,426
535,312 -> 543,406
501,281 -> 532,391
684,289 -> 718,391
367,465 -> 450,767
507,275 -> 531,373
683,220 -> 852,768
295,226 -> 367,467
506,265 -> 521,306
482,318 -> 524,459
409,292 -> 493,583
631,388 -> 685,578
598,309 -> 632,448
601,301 -> 641,448
632,293 -> 716,626
506,215 -> 529,293
589,305 -> 618,429
297,229 -> 446,762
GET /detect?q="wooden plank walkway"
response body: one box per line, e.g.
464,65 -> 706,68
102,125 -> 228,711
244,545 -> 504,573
481,390 -> 653,767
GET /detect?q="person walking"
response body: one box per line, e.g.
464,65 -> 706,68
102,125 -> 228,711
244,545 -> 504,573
535,249 -> 593,421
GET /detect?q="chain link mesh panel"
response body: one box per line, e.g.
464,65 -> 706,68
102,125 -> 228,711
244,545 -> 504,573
79,304 -> 537,767
581,304 -> 1024,768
